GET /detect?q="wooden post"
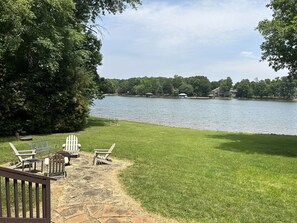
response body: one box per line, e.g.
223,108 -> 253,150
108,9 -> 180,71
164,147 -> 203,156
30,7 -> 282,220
15,131 -> 20,141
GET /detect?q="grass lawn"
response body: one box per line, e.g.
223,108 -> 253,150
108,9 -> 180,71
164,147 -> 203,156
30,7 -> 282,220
1,117 -> 297,222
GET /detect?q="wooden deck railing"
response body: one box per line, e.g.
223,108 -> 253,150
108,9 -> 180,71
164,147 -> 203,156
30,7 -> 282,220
0,166 -> 56,223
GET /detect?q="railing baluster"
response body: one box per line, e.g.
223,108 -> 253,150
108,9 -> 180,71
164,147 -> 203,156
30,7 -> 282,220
29,182 -> 33,218
42,184 -> 46,218
5,177 -> 11,217
0,176 -> 2,217
22,180 -> 26,218
45,178 -> 51,221
14,179 -> 19,217
36,183 -> 40,218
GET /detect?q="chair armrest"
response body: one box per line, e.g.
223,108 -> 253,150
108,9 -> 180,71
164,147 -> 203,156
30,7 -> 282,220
62,144 -> 65,149
78,144 -> 81,148
18,153 -> 36,156
17,150 -> 36,155
94,149 -> 109,152
18,149 -> 36,153
94,151 -> 112,154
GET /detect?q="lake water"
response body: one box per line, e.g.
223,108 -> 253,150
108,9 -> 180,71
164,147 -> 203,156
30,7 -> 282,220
91,96 -> 297,136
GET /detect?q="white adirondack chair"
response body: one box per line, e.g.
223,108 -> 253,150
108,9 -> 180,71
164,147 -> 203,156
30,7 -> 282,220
62,135 -> 81,157
93,143 -> 116,165
9,142 -> 36,168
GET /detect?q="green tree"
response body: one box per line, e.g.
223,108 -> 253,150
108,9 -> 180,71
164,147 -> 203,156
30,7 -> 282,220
253,80 -> 268,98
132,84 -> 146,95
1,0 -> 83,134
279,76 -> 297,99
269,77 -> 282,97
126,78 -> 141,94
99,78 -> 116,94
219,77 -> 233,97
162,78 -> 174,95
210,81 -> 220,90
179,83 -> 194,96
151,78 -> 163,95
172,75 -> 184,89
257,0 -> 297,78
235,79 -> 253,98
0,0 -> 140,135
187,76 -> 211,97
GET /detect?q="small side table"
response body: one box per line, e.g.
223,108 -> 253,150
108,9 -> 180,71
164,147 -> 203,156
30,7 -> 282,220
22,158 -> 44,173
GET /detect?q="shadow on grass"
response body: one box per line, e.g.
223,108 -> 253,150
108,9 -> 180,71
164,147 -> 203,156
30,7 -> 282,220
0,117 -> 109,144
207,133 -> 297,158
84,117 -> 110,129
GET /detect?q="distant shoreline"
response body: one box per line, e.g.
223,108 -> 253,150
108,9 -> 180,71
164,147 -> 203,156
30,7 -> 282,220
103,94 -> 297,102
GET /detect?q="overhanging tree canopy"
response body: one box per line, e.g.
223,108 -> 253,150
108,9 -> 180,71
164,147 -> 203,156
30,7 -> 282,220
257,0 -> 297,78
0,0 -> 140,135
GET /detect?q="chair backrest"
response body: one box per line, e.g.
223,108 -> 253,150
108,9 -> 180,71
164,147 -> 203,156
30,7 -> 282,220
31,141 -> 48,151
104,143 -> 116,159
64,135 -> 79,154
9,142 -> 18,154
48,154 -> 66,177
9,143 -> 21,161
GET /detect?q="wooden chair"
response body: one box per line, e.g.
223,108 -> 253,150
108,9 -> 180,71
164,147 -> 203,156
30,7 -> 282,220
93,143 -> 116,165
9,142 -> 36,168
45,154 -> 67,178
62,135 -> 81,157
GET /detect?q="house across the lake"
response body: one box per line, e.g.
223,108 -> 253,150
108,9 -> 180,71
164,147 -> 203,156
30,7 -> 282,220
209,87 -> 237,98
178,93 -> 187,98
146,93 -> 153,98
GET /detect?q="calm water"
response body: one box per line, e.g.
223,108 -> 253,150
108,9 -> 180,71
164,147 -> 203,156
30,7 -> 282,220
91,96 -> 297,135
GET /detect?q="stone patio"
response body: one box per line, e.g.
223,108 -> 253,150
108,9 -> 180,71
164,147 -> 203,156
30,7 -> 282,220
50,152 -> 179,223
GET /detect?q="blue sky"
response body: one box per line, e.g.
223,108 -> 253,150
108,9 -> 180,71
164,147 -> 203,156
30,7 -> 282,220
97,0 -> 287,82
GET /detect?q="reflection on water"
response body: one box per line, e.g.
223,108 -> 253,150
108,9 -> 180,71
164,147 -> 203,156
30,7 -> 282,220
91,96 -> 297,136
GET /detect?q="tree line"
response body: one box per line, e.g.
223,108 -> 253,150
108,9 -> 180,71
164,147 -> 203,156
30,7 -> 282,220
100,75 -> 297,100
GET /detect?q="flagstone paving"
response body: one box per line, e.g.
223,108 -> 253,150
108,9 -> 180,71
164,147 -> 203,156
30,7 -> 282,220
51,152 -> 178,223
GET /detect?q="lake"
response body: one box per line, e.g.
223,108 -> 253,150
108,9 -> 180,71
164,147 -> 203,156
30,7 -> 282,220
91,96 -> 297,136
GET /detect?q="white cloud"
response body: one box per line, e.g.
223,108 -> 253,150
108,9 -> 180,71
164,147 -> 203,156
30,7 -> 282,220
99,0 -> 284,81
103,0 -> 271,50
240,51 -> 259,60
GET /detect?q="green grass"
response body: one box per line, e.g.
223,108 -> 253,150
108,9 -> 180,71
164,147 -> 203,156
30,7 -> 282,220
1,117 -> 297,222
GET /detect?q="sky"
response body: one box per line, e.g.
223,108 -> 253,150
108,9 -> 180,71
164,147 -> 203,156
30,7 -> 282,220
97,0 -> 287,83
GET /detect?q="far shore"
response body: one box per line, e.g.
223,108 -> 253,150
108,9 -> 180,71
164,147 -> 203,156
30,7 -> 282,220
102,93 -> 297,102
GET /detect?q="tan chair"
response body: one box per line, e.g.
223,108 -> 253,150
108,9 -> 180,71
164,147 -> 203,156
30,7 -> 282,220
93,143 -> 116,165
62,135 -> 81,157
9,142 -> 36,168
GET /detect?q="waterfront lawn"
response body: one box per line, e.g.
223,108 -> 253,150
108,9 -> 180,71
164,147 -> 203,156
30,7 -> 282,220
1,117 -> 297,222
